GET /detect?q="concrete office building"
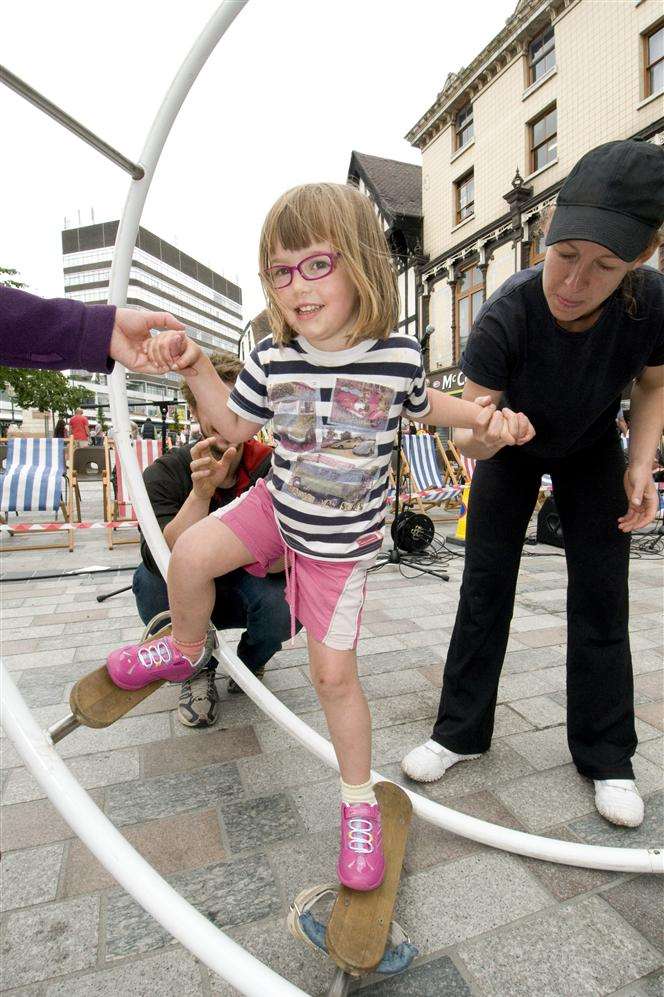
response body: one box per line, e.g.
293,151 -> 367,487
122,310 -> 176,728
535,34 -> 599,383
62,220 -> 243,425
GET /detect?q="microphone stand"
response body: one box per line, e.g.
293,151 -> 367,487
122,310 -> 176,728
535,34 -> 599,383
373,417 -> 449,581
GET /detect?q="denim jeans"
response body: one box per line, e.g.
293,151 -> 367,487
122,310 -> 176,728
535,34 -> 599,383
433,431 -> 636,780
132,562 -> 298,673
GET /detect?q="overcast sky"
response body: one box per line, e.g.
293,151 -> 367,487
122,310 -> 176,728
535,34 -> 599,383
1,0 -> 515,323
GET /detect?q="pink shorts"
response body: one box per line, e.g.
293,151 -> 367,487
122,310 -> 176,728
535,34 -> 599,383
211,478 -> 371,650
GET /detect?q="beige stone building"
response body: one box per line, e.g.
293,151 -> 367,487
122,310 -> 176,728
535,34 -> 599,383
406,0 -> 663,393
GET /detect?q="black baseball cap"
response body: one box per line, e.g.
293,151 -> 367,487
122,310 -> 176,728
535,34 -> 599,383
546,139 -> 664,262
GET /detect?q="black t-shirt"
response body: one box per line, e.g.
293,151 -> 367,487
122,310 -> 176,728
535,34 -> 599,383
139,442 -> 272,574
461,265 -> 664,459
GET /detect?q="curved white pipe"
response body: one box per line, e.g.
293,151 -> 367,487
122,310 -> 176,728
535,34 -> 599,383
107,0 -> 249,580
0,664 -> 308,997
102,3 -> 662,876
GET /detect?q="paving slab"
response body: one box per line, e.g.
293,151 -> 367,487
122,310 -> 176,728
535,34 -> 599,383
506,725 -> 572,770
105,762 -> 244,826
236,746 -> 332,798
0,842 -> 65,912
458,895 -> 662,997
395,851 -> 550,953
141,726 -> 261,778
0,791 -> 105,851
494,764 -> 597,831
2,749 -> 140,804
510,695 -> 567,728
404,790 -> 525,873
219,792 -> 304,852
0,895 -> 99,989
207,916 -> 335,996
358,955 -> 473,995
62,809 -> 226,896
603,874 -> 664,953
105,856 -> 281,960
44,947 -> 205,996
516,825 -> 620,901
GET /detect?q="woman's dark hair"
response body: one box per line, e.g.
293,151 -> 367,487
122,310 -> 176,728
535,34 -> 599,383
53,417 -> 66,438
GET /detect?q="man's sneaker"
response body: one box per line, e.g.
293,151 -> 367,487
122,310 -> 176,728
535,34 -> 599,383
594,779 -> 644,827
401,739 -> 481,783
338,801 -> 385,892
228,666 -> 265,695
107,628 -> 217,691
178,667 -> 220,727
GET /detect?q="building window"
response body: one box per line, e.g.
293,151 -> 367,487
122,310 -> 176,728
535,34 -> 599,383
529,228 -> 546,266
530,106 -> 557,172
644,23 -> 663,97
455,265 -> 484,357
454,103 -> 474,151
455,171 -> 475,224
528,26 -> 555,84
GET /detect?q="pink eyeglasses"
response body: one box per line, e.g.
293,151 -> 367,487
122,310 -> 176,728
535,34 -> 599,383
262,252 -> 340,289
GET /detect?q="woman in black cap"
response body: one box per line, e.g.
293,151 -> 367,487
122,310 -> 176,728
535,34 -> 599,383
403,139 -> 664,828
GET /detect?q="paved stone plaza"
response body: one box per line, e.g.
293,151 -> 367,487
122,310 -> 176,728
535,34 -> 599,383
1,486 -> 662,995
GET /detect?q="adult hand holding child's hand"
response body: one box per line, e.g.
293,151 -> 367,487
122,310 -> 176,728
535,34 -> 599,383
473,395 -> 535,452
141,330 -> 202,375
190,437 -> 239,501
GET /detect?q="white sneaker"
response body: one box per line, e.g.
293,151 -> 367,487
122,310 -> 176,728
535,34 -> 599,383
594,779 -> 644,828
401,739 -> 481,783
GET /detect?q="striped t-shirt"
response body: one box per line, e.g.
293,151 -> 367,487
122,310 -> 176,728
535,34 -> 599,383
228,332 -> 430,561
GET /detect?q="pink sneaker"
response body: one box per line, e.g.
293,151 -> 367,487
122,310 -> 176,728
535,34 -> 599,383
337,802 -> 385,892
106,631 -> 216,690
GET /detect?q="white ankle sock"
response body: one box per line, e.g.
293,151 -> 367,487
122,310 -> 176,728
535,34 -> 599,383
340,778 -> 377,806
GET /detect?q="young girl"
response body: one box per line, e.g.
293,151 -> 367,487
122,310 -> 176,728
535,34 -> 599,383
107,183 -> 523,891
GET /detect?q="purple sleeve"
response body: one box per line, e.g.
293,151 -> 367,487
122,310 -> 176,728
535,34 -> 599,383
0,286 -> 116,372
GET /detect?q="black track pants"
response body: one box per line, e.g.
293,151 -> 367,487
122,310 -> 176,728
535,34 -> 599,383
433,433 -> 636,780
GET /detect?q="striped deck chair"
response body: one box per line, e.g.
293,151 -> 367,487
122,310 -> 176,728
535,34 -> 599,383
449,439 -> 552,509
0,436 -> 75,552
400,433 -> 461,519
103,437 -> 162,548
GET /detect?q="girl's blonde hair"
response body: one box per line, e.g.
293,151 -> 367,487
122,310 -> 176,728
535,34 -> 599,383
259,183 -> 399,347
539,204 -> 664,317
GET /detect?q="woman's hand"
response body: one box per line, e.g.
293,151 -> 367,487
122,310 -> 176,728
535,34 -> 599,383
109,309 -> 185,371
142,331 -> 202,375
472,396 -> 535,451
190,437 -> 238,501
619,465 -> 659,532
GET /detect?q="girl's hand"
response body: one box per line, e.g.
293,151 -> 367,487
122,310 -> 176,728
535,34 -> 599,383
500,407 -> 536,446
472,396 -> 535,450
619,465 -> 659,532
142,331 -> 202,374
190,437 -> 238,501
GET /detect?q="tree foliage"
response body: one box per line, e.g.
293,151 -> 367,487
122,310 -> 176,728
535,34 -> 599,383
0,367 -> 89,424
0,266 -> 26,290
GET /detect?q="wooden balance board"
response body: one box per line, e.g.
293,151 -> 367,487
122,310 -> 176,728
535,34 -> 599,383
68,626 -> 170,728
326,781 -> 412,976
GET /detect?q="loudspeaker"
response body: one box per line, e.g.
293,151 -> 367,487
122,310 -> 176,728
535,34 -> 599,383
391,509 -> 435,552
536,496 -> 564,549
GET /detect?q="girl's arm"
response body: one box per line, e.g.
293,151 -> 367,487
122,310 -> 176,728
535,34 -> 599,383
144,331 -> 262,445
410,381 -> 535,457
182,357 -> 261,445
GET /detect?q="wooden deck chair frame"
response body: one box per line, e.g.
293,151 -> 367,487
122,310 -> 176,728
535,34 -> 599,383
399,433 -> 459,521
445,437 -> 551,511
0,435 -> 76,553
71,445 -> 107,523
103,437 -> 162,549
